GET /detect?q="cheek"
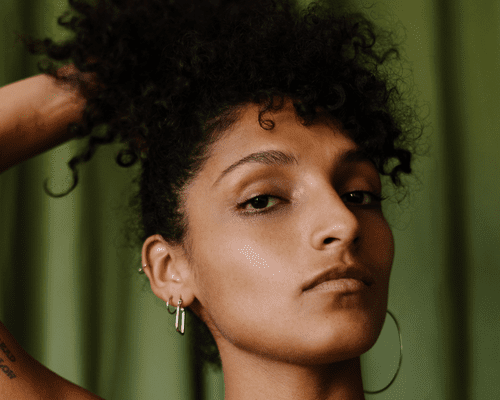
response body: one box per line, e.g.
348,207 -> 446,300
193,229 -> 272,309
363,212 -> 394,269
361,212 -> 394,308
192,228 -> 297,344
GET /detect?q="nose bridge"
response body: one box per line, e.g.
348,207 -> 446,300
306,178 -> 361,250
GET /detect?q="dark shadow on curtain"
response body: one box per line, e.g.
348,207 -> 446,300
1,0 -> 42,361
79,179 -> 104,394
435,1 -> 470,399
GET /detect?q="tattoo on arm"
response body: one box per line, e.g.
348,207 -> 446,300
0,338 -> 17,379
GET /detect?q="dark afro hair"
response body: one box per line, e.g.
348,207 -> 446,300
18,0 -> 427,371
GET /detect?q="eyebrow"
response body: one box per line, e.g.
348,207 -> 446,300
212,147 -> 373,187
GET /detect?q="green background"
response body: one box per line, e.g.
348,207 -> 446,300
1,0 -> 499,399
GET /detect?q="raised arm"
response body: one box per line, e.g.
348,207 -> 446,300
0,64 -> 94,174
0,65 -> 104,398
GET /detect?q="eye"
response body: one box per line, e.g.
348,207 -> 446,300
238,195 -> 281,214
342,191 -> 387,206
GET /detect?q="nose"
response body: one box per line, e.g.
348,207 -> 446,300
307,185 -> 361,251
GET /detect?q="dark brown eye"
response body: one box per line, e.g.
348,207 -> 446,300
342,191 -> 385,205
240,195 -> 280,214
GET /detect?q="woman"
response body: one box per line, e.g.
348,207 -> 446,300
0,0 -> 422,398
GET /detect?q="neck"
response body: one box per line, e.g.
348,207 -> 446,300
220,347 -> 366,400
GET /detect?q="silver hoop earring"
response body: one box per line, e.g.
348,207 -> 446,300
363,309 -> 403,394
175,297 -> 185,335
138,264 -> 146,274
166,296 -> 177,315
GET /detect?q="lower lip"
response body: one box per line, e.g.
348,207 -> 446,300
305,278 -> 368,294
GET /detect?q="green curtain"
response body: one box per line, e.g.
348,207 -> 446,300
1,0 -> 499,399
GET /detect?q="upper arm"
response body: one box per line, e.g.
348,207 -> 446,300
0,321 -> 103,400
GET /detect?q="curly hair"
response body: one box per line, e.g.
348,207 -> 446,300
18,0 -> 426,371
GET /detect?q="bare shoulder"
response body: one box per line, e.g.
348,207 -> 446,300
0,321 -> 103,399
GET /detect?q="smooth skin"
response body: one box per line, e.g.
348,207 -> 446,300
142,100 -> 395,400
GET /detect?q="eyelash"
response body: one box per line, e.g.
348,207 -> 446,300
237,191 -> 388,215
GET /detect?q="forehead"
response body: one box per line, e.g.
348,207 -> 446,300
204,101 -> 358,172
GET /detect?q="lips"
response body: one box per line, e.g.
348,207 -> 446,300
302,264 -> 375,292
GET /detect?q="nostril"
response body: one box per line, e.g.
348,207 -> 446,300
324,237 -> 334,245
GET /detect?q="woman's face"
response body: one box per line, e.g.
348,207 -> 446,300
183,101 -> 394,365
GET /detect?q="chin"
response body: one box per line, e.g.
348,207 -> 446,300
290,310 -> 384,365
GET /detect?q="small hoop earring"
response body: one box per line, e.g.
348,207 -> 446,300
363,309 -> 403,394
166,296 -> 177,315
175,297 -> 185,335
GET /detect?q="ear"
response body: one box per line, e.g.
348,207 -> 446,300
141,234 -> 197,309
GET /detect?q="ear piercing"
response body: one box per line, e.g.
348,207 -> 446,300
167,296 -> 185,335
142,264 -> 185,335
